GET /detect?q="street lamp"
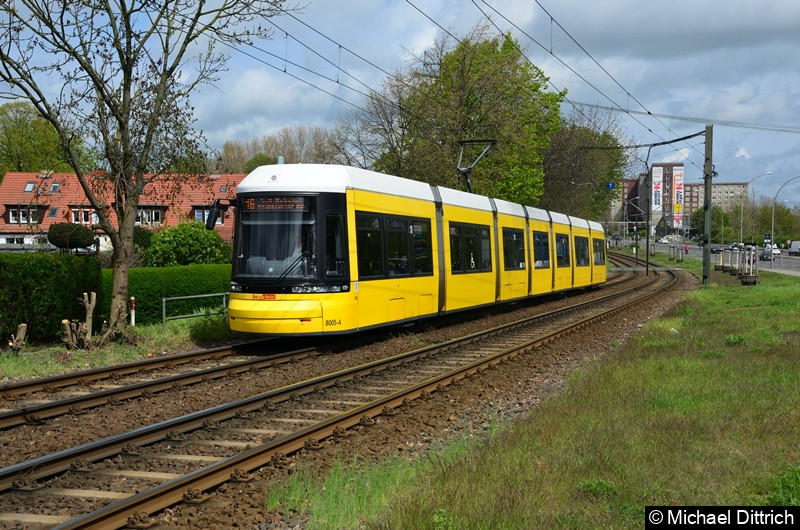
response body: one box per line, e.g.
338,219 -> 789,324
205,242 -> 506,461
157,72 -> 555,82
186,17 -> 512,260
624,196 -> 643,238
740,171 -> 771,244
770,175 -> 800,269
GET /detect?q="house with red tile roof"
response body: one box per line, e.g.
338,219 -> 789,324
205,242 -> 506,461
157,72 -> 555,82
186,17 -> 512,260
0,171 -> 246,252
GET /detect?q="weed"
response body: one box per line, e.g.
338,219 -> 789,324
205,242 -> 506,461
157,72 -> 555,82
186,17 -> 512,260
577,478 -> 618,498
766,463 -> 800,506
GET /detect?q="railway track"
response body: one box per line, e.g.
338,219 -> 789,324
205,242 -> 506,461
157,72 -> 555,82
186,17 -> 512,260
0,254 -> 638,435
0,345 -> 316,430
0,254 -> 675,528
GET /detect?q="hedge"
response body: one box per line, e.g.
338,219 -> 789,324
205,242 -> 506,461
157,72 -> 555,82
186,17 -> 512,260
0,253 -> 103,344
100,264 -> 232,326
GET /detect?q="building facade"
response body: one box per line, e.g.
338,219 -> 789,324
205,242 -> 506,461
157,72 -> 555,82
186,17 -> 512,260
0,171 -> 245,252
614,163 -> 748,239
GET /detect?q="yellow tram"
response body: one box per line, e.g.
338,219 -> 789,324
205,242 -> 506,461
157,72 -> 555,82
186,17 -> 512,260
207,164 -> 607,336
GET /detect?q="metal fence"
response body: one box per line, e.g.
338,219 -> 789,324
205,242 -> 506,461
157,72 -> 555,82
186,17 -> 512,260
161,292 -> 229,329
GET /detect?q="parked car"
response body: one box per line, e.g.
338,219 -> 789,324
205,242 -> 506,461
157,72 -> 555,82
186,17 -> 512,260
759,250 -> 773,261
709,245 -> 721,254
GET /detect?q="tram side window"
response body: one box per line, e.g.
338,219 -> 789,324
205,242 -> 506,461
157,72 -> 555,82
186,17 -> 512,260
386,217 -> 410,276
502,227 -> 526,270
357,212 -> 433,280
575,236 -> 590,267
449,224 -> 463,272
411,220 -> 433,274
450,222 -> 492,273
357,213 -> 384,278
593,238 -> 606,265
533,231 -> 550,269
555,233 -> 571,267
325,213 -> 348,277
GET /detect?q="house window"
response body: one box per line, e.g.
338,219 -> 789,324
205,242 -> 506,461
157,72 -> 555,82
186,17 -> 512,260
48,207 -> 59,217
136,208 -> 162,225
24,182 -> 35,192
9,207 -> 38,224
50,183 -> 60,193
72,208 -> 97,225
195,207 -> 222,224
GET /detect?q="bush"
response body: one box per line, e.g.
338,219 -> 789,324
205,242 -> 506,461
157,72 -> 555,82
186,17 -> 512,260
0,253 -> 103,344
48,222 -> 96,252
133,225 -> 154,249
146,221 -> 231,267
100,264 -> 231,326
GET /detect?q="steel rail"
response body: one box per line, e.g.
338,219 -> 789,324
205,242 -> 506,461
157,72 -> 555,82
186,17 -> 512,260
59,265 -> 676,529
0,339 -> 271,398
1,253 -> 661,527
0,260 -> 660,493
0,347 -> 315,430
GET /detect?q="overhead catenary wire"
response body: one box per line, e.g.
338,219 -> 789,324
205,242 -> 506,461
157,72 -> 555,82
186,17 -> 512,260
213,3 -> 789,175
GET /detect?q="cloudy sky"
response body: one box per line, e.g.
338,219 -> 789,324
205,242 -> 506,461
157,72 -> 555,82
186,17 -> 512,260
193,0 -> 800,202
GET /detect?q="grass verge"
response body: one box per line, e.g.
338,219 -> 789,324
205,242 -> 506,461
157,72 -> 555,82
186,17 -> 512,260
0,314 -> 235,382
262,255 -> 800,528
3,255 -> 799,527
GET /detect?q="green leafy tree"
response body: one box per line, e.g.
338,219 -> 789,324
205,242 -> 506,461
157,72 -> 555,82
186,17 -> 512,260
331,24 -> 563,206
0,101 -> 95,180
0,0 -> 295,341
243,153 -> 278,174
692,205 -> 731,243
146,222 -> 230,267
47,222 -> 96,252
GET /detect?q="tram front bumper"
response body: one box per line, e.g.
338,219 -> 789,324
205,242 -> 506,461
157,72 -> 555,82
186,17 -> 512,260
228,297 -> 324,335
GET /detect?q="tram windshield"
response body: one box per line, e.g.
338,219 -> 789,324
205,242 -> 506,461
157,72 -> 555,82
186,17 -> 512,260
234,195 -> 317,282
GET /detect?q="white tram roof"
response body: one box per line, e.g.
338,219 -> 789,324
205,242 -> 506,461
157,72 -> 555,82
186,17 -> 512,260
588,220 -> 604,233
569,216 -> 590,230
493,197 -> 526,217
237,164 -> 603,236
525,206 -> 551,223
237,164 -> 436,202
434,185 -> 493,212
549,211 -> 571,226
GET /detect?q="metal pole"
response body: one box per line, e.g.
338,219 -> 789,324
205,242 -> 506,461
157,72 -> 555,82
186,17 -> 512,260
770,175 -> 800,270
702,124 -> 713,285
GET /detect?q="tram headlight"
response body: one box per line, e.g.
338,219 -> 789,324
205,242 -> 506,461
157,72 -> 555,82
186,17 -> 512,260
230,282 -> 243,292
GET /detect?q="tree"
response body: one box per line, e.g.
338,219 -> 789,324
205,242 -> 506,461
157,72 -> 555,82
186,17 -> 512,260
215,125 -> 335,173
331,24 -> 563,206
540,108 -> 633,220
0,0 -> 295,341
243,153 -> 279,174
0,101 -> 90,178
146,222 -> 231,267
691,205 -> 730,243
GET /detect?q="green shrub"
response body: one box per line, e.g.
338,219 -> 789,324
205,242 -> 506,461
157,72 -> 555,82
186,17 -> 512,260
100,264 -> 231,326
47,222 -> 96,251
133,225 -> 154,249
0,253 -> 102,344
146,221 -> 231,267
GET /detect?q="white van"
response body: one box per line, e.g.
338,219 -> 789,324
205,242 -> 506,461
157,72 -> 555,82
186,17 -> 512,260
789,241 -> 800,256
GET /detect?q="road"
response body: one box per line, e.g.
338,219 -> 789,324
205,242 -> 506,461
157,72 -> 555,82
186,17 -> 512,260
610,240 -> 800,277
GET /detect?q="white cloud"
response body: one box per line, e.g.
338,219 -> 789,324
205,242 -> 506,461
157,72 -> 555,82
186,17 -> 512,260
187,0 -> 800,201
